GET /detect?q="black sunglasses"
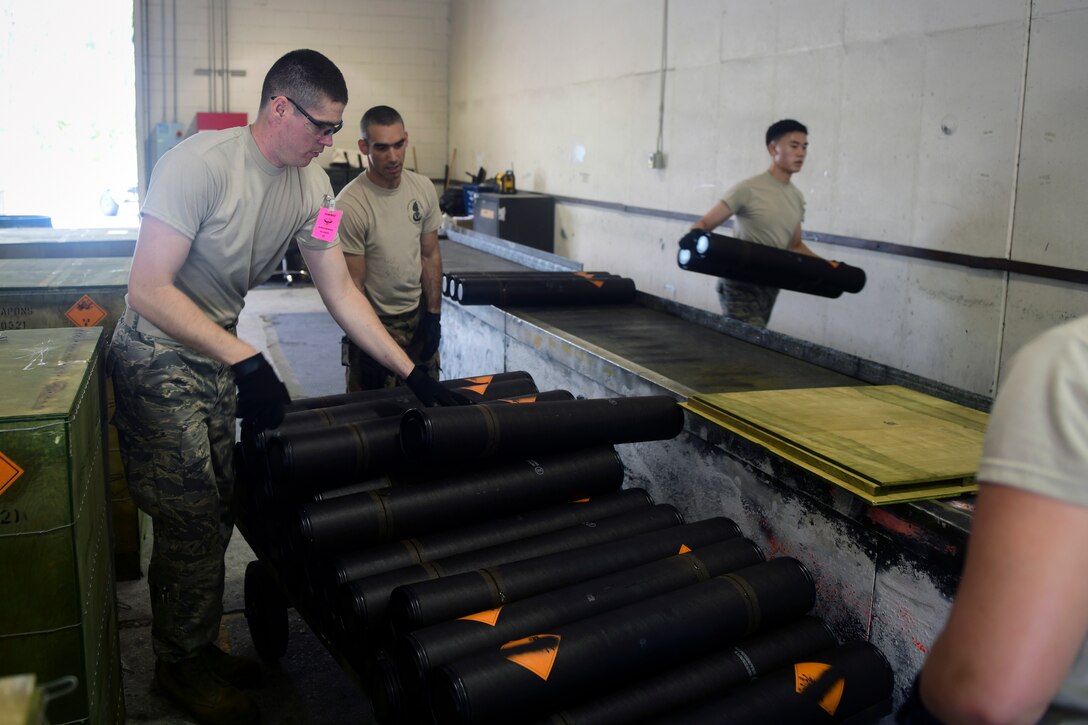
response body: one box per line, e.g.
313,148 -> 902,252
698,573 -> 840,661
277,96 -> 344,137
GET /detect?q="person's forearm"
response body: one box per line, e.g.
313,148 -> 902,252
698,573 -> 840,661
127,281 -> 256,365
321,281 -> 415,378
420,232 -> 443,314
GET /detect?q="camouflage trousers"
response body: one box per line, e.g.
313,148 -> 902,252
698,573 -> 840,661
107,319 -> 237,663
716,277 -> 780,327
342,304 -> 439,392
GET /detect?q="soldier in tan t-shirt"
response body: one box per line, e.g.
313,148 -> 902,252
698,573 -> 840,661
336,105 -> 444,391
691,119 -> 827,327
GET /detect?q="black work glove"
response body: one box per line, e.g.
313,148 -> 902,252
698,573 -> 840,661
406,311 -> 442,362
405,365 -> 473,407
895,675 -> 943,724
232,353 -> 291,431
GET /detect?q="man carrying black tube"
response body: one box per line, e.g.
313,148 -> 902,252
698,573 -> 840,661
691,118 -> 829,327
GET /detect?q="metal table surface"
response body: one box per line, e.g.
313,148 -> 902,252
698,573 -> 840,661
509,303 -> 863,394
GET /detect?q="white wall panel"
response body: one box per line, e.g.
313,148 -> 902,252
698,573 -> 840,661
1011,5 -> 1088,270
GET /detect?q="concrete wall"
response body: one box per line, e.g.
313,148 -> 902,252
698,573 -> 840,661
135,0 -> 451,183
448,0 -> 1088,397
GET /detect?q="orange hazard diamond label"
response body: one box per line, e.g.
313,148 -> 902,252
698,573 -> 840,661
795,661 -> 845,715
0,451 -> 25,497
65,294 -> 108,327
465,375 -> 495,385
461,383 -> 489,396
501,634 -> 561,681
460,607 -> 502,626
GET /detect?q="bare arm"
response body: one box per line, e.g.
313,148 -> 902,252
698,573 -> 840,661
692,201 -> 733,231
344,252 -> 367,296
921,483 -> 1088,724
127,215 -> 256,365
787,224 -> 821,258
300,243 -> 414,378
419,230 -> 443,314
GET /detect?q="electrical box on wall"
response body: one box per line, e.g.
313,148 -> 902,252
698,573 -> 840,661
647,151 -> 666,169
151,122 -> 186,168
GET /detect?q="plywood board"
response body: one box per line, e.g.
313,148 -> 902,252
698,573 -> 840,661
683,385 -> 986,504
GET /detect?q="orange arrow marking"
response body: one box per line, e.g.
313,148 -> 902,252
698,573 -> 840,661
460,607 -> 502,626
502,634 -> 561,681
795,661 -> 845,716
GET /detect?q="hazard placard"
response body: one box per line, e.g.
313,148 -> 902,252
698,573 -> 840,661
502,634 -> 561,681
65,294 -> 108,327
0,450 -> 25,497
460,607 -> 502,626
795,661 -> 845,716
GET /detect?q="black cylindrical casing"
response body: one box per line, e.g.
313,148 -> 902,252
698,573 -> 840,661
400,396 -> 684,463
456,276 -> 637,306
282,370 -> 538,412
267,375 -> 545,445
678,243 -> 844,299
368,657 -> 405,725
429,557 -> 816,725
268,415 -> 403,490
264,389 -> 577,499
542,615 -> 837,725
450,273 -> 621,301
677,231 -> 867,297
692,231 -> 868,294
324,488 -> 654,591
395,537 -> 765,694
294,446 -> 626,555
661,640 -> 894,725
337,505 -> 684,637
388,516 -> 743,635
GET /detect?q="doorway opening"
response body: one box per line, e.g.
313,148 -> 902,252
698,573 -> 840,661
0,1 -> 138,229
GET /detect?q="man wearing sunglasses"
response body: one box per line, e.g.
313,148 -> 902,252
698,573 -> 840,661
108,49 -> 467,725
336,105 -> 444,392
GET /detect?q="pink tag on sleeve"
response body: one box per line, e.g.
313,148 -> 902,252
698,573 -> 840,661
311,207 -> 342,243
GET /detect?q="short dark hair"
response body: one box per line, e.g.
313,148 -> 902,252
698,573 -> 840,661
766,119 -> 808,146
261,49 -> 347,111
360,105 -> 405,140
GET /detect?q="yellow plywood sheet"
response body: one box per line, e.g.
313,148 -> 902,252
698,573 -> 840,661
682,385 -> 987,505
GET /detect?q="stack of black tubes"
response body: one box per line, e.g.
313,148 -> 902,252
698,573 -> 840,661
233,369 -> 893,725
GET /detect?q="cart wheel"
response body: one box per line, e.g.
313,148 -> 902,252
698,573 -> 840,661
244,560 -> 289,661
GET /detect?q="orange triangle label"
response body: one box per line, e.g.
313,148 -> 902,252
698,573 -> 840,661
502,395 -> 537,404
678,544 -> 692,554
65,294 -> 108,327
465,375 -> 495,385
460,383 -> 489,395
0,450 -> 25,497
795,662 -> 845,716
572,497 -> 590,503
501,634 -> 561,681
589,279 -> 605,288
459,607 -> 502,626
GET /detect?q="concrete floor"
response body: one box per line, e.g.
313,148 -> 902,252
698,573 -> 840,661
115,281 -> 379,725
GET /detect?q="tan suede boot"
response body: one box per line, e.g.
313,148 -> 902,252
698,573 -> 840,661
155,656 -> 260,725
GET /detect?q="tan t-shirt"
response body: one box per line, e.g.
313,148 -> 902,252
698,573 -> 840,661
140,126 -> 333,325
335,169 -> 440,316
721,171 -> 805,250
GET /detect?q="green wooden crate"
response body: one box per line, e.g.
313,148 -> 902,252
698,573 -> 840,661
0,256 -> 146,581
0,327 -> 124,724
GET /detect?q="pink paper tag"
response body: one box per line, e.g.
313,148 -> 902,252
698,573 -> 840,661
312,207 -> 343,242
